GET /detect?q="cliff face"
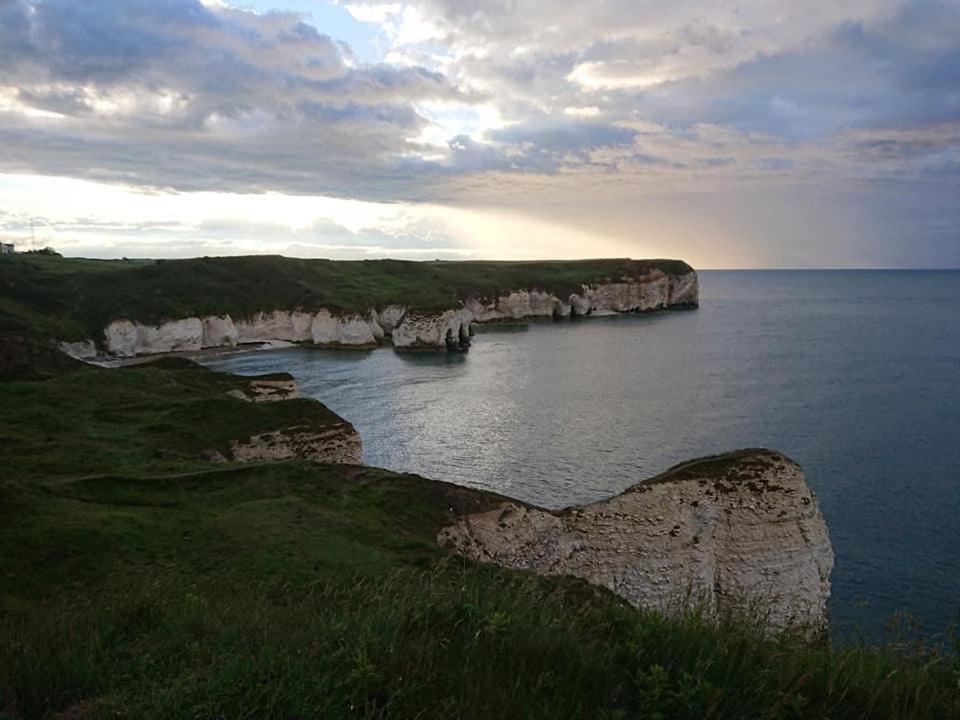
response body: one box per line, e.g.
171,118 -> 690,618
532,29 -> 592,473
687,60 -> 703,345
103,310 -> 384,357
439,449 -> 833,634
392,308 -> 473,351
466,270 -> 699,322
84,265 -> 698,358
105,317 -> 204,357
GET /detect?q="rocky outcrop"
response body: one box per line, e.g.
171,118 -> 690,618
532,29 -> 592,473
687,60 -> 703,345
103,319 -> 138,358
372,305 -> 408,336
224,374 -> 300,403
59,339 -> 98,360
311,310 -> 378,348
466,290 -> 560,322
235,311 -> 315,344
202,315 -> 239,348
668,270 -> 699,307
105,318 -> 203,357
93,266 -> 698,357
103,310 -> 384,357
215,374 -> 362,463
392,308 -> 473,351
439,449 -> 833,634
465,268 -> 698,323
229,423 -> 362,464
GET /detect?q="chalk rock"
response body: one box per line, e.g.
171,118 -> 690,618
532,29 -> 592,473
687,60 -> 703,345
95,265 -> 699,357
229,423 -> 362,464
235,311 -> 314,344
202,315 -> 238,348
375,305 -> 408,336
104,320 -> 138,357
669,271 -> 700,307
339,315 -> 378,347
393,308 -> 472,351
467,291 -> 562,322
59,339 -> 98,360
568,293 -> 592,317
439,449 -> 833,634
464,268 -> 699,324
310,310 -> 378,347
135,318 -> 203,355
245,375 -> 299,402
367,311 -> 385,341
104,318 -> 203,356
583,274 -> 670,313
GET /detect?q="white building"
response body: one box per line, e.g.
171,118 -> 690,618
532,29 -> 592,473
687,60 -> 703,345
0,243 -> 15,255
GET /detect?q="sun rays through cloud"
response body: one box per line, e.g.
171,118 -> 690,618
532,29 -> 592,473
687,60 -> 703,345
0,0 -> 957,266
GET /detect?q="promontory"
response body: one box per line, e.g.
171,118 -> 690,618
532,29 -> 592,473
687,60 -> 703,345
0,254 -> 698,358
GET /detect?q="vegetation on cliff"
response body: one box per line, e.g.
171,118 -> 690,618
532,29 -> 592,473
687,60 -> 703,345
0,254 -> 694,342
1,356 -> 958,719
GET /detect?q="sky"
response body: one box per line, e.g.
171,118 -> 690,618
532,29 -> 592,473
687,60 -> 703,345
0,0 -> 958,267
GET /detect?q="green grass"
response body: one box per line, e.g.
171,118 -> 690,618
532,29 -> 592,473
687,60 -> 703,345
2,358 -> 958,719
0,358 -> 348,480
0,254 -> 694,341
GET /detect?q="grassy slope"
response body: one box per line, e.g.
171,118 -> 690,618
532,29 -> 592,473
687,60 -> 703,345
0,254 -> 694,341
1,360 -> 958,720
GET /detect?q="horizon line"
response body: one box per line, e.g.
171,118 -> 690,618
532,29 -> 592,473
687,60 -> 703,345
10,253 -> 959,271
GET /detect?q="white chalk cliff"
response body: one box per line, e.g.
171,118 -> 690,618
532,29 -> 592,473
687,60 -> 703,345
466,269 -> 699,322
103,310 -> 384,357
88,268 -> 699,357
392,308 -> 473,351
59,339 -> 98,360
439,449 -> 833,634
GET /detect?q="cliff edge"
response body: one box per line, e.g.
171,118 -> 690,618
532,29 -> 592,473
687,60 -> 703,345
0,254 -> 698,357
439,449 -> 833,634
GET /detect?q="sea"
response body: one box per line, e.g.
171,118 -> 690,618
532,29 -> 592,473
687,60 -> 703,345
203,270 -> 960,642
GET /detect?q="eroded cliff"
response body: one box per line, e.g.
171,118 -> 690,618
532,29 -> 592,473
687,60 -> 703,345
48,259 -> 700,358
439,449 -> 833,633
466,266 -> 699,322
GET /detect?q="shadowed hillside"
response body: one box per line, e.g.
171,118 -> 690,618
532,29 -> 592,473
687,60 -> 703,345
1,357 -> 957,719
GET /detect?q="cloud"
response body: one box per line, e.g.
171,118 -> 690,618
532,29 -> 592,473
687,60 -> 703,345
0,0 -> 958,265
5,0 -> 957,197
0,0 -> 477,197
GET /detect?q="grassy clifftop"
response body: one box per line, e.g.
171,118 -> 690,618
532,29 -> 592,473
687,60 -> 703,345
1,358 -> 958,719
0,254 -> 694,341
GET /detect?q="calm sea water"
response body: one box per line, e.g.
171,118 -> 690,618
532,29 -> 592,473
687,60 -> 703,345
204,270 -> 960,640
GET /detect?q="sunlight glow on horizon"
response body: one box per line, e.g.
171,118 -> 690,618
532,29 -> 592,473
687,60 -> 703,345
0,0 -> 956,268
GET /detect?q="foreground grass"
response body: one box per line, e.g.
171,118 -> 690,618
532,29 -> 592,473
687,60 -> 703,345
0,358 -> 347,480
4,559 -> 959,720
0,254 -> 693,341
2,357 -> 958,719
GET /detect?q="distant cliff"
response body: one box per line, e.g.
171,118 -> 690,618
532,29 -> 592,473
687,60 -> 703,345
0,254 -> 697,358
